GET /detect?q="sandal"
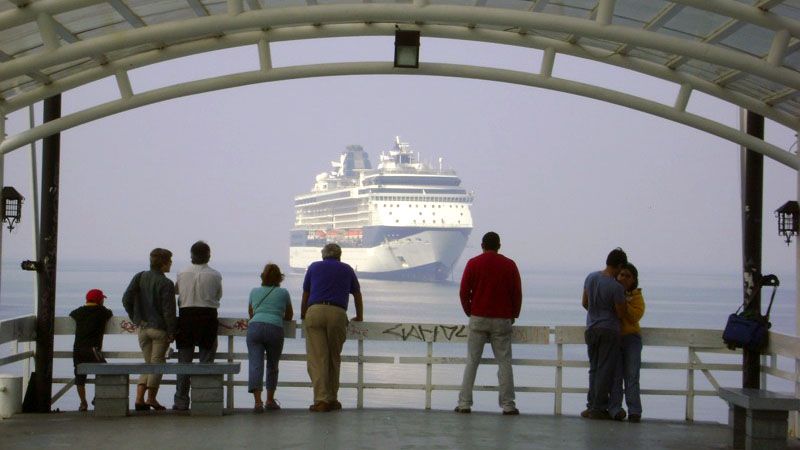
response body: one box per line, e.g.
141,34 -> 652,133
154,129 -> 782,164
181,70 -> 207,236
266,400 -> 281,411
78,403 -> 88,412
134,403 -> 151,411
253,403 -> 264,414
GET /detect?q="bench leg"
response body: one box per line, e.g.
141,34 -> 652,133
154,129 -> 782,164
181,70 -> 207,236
93,375 -> 129,417
190,375 -> 224,416
745,409 -> 790,450
730,404 -> 746,449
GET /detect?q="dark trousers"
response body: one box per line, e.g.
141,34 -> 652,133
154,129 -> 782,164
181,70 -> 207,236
174,308 -> 218,409
585,327 -> 620,412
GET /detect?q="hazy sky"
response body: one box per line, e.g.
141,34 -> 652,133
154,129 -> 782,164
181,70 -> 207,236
0,37 -> 797,284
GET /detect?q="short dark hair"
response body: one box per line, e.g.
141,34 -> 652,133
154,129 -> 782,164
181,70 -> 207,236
481,231 -> 501,251
261,263 -> 284,287
190,241 -> 211,264
622,262 -> 639,290
606,247 -> 628,268
321,243 -> 342,260
149,248 -> 172,270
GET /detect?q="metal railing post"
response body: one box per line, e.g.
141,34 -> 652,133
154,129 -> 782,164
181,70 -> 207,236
555,342 -> 563,415
357,339 -> 364,409
686,347 -> 695,422
425,342 -> 433,410
227,336 -> 234,411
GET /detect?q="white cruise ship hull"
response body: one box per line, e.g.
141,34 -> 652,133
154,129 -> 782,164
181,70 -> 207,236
290,228 -> 470,281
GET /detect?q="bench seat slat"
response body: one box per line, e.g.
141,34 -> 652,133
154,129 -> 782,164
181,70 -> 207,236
77,363 -> 240,375
718,387 -> 800,411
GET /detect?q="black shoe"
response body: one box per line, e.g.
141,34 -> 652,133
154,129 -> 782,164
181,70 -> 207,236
502,408 -> 520,416
134,403 -> 151,411
628,414 -> 641,423
172,405 -> 189,411
454,406 -> 471,414
612,410 -> 627,421
588,410 -> 611,420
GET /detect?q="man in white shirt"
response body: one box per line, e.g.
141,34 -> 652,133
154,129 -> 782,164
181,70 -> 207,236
172,241 -> 223,411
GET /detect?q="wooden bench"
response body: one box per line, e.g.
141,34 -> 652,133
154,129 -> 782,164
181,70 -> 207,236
76,362 -> 240,417
719,387 -> 800,450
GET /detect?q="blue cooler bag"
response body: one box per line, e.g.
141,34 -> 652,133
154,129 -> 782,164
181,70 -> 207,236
722,275 -> 778,352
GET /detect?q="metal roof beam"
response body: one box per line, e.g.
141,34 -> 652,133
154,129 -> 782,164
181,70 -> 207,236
667,18 -> 746,69
2,5 -> 798,92
246,0 -> 262,10
186,0 -> 209,17
0,50 -> 51,84
529,0 -> 548,13
2,23 -> 798,136
616,3 -> 685,55
107,0 -> 146,28
1,60 -> 796,170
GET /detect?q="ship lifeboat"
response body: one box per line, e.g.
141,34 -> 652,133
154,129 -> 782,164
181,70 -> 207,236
314,230 -> 326,239
345,229 -> 362,237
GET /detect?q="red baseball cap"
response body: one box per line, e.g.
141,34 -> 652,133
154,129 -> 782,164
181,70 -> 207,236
86,289 -> 106,305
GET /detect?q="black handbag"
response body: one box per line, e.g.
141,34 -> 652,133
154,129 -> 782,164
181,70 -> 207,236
722,274 -> 779,351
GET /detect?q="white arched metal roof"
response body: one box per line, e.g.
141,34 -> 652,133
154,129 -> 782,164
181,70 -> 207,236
1,0 -> 800,168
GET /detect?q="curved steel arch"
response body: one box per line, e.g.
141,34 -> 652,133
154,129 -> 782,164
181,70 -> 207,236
1,60 -> 797,170
0,1 -> 798,170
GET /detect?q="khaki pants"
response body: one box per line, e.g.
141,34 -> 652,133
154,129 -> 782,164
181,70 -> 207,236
458,316 -> 516,412
305,304 -> 348,403
137,328 -> 169,388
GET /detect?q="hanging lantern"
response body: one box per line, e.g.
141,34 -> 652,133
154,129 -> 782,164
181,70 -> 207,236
775,200 -> 799,245
1,186 -> 24,232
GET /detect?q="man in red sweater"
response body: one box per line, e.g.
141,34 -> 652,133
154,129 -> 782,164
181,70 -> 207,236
455,231 -> 522,415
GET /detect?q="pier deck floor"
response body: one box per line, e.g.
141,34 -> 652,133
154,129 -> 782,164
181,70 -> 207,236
3,408 -> 800,449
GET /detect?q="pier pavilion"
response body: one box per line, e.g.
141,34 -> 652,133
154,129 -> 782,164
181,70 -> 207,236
1,0 -> 800,448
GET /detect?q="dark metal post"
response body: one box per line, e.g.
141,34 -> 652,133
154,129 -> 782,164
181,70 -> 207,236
742,110 -> 764,389
32,95 -> 61,412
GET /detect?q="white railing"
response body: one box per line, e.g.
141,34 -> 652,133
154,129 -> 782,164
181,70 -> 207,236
0,315 -> 798,434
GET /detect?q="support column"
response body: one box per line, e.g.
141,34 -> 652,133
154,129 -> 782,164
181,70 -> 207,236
0,113 -> 5,305
742,110 -> 764,390
29,105 -> 40,311
32,95 -> 61,412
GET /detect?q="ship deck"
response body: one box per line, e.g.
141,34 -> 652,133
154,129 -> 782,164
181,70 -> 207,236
3,408 -> 800,449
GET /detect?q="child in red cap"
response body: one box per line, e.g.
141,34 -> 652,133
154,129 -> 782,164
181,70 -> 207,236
69,289 -> 113,411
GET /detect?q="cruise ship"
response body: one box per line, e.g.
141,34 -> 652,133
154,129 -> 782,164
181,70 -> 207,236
289,137 -> 474,281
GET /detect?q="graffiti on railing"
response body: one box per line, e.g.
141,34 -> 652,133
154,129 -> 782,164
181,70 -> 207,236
119,320 -> 139,334
382,323 -> 469,342
218,319 -> 249,332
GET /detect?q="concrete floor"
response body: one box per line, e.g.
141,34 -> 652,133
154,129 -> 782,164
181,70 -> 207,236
2,408 -> 800,450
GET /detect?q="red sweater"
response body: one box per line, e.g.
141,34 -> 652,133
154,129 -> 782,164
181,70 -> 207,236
459,251 -> 522,319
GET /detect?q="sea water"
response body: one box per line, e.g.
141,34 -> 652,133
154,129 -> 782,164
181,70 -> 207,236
0,260 -> 796,423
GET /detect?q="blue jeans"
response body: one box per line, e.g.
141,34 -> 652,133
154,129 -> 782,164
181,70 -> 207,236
609,333 -> 643,416
585,327 -> 620,412
246,321 -> 284,392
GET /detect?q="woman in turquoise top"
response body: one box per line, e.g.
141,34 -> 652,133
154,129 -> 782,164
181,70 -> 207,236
247,263 -> 293,412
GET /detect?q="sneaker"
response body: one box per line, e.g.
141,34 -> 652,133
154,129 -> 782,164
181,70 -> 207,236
612,410 -> 627,421
502,408 -> 520,416
309,401 -> 330,412
454,406 -> 471,414
628,414 -> 641,423
580,409 -> 591,418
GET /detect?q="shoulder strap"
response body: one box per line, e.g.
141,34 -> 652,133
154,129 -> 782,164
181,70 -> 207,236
252,287 -> 276,313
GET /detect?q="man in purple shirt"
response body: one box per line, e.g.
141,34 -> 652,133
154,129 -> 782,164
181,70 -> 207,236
301,243 -> 364,412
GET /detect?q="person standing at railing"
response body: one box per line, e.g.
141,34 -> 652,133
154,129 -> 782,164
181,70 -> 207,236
454,231 -> 522,416
247,263 -> 293,413
122,247 -> 177,412
301,243 -> 364,413
172,241 -> 223,411
608,262 -> 645,423
70,289 -> 113,412
581,247 -> 628,421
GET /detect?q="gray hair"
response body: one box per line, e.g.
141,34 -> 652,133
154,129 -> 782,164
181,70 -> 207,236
321,243 -> 342,260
